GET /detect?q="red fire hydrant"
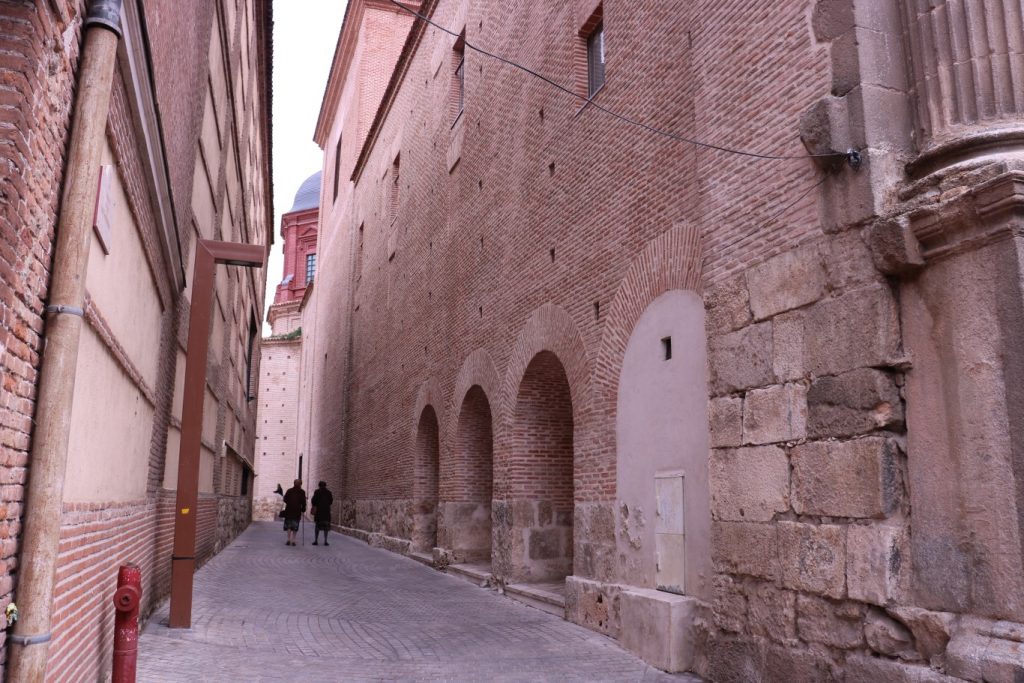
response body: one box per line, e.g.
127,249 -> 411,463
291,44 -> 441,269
112,563 -> 142,683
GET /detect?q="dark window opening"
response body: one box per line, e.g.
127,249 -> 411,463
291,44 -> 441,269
306,252 -> 317,284
333,135 -> 342,202
452,31 -> 466,123
587,23 -> 606,96
389,155 -> 400,223
662,336 -> 672,361
245,310 -> 257,400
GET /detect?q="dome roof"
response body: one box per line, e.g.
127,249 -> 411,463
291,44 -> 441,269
288,170 -> 321,213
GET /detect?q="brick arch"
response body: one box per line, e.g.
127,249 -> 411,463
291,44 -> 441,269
411,378 -> 444,552
442,348 -> 500,503
591,224 -> 704,498
494,303 -> 592,502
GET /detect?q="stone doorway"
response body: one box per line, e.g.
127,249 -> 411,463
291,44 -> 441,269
412,406 -> 440,553
440,385 -> 494,567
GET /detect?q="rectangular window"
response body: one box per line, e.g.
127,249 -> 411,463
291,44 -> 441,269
389,155 -> 400,224
451,32 -> 465,124
333,135 -> 342,202
305,252 -> 316,284
587,23 -> 605,96
245,310 -> 257,401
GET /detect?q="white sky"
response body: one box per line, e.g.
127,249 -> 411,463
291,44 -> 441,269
265,1 -> 348,334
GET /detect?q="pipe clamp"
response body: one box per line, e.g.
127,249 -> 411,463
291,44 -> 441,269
9,632 -> 52,646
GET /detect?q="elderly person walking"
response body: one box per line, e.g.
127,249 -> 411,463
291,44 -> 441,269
282,479 -> 306,546
311,480 -> 334,546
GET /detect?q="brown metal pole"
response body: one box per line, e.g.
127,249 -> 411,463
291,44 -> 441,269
168,240 -> 264,628
7,3 -> 123,680
168,243 -> 215,628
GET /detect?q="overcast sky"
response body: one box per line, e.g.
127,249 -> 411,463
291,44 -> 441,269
265,1 -> 348,334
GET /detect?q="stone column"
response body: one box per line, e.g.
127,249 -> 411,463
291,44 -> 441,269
902,0 -> 1024,175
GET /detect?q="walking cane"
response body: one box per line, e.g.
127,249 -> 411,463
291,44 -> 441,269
301,511 -> 305,546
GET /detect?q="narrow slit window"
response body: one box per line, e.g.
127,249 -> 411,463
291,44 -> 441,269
305,252 -> 316,284
451,32 -> 466,123
662,336 -> 672,361
333,135 -> 342,202
587,23 -> 606,96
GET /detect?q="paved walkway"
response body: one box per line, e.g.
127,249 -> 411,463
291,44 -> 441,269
137,522 -> 698,682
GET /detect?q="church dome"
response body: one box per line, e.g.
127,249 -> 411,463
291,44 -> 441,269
288,170 -> 321,212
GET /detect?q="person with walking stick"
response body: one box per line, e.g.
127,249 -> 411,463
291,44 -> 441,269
311,481 -> 334,546
282,479 -> 306,546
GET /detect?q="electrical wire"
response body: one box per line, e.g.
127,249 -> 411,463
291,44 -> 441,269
386,0 -> 850,163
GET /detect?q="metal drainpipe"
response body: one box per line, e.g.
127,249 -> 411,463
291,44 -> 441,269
6,2 -> 122,680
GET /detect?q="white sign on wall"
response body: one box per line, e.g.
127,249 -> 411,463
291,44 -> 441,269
92,164 -> 114,255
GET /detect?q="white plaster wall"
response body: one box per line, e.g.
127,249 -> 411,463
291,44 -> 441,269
65,326 -> 153,503
616,290 -> 712,600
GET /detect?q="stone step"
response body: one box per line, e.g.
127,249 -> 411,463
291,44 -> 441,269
504,582 -> 566,618
447,562 -> 492,587
408,551 -> 433,567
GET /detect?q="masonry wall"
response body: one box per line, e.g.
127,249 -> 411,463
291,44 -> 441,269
0,0 -> 272,678
253,337 -> 302,520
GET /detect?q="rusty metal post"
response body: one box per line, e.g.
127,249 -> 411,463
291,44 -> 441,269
168,240 -> 264,628
111,563 -> 141,683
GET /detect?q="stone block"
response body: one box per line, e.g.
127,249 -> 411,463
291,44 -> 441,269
765,645 -> 836,683
812,0 -> 854,41
778,522 -> 846,598
704,273 -> 751,335
807,368 -> 904,438
947,630 -> 1024,683
845,654 -> 959,683
792,437 -> 899,518
823,228 -> 880,291
869,217 -> 924,276
712,574 -> 746,633
565,575 -> 621,638
847,523 -> 908,605
772,311 -> 805,381
528,527 -> 562,560
709,322 -> 774,395
705,633 -> 766,683
865,610 -> 918,660
711,521 -> 779,581
746,581 -> 797,644
710,446 -> 789,522
746,243 -> 826,320
709,396 -> 743,448
796,593 -> 865,648
742,383 -> 807,444
619,588 -> 702,673
805,285 -> 901,376
888,606 -> 955,661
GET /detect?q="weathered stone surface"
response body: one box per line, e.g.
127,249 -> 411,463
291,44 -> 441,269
528,527 -> 562,560
847,523 -> 908,605
869,217 -> 924,275
709,322 -> 774,395
947,630 -> 1024,683
619,589 -> 702,673
565,576 -> 622,639
889,606 -> 955,661
704,273 -> 751,335
710,446 -> 789,522
743,383 -> 807,444
705,634 -> 765,683
765,645 -> 836,683
791,437 -> 899,518
823,228 -> 880,290
712,575 -> 746,633
747,243 -> 826,320
866,610 -> 919,660
845,654 -> 959,683
805,285 -> 901,376
812,0 -> 855,42
778,522 -> 846,597
772,311 -> 805,381
712,521 -> 779,581
746,582 -> 797,644
807,368 -> 904,438
796,593 -> 865,648
709,396 -> 743,448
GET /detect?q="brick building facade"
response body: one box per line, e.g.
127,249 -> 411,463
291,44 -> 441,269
0,0 -> 272,678
299,0 -> 1024,679
253,172 -> 319,520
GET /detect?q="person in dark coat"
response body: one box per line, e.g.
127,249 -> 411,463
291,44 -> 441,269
282,479 -> 306,546
311,480 -> 334,546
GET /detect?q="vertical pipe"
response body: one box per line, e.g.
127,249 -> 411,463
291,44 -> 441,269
7,2 -> 122,680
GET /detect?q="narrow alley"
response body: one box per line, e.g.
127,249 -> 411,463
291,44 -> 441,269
136,523 -> 696,682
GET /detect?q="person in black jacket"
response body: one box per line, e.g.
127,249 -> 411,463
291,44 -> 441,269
282,479 -> 306,546
311,480 -> 334,546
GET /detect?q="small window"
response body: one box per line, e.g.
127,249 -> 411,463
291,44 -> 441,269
451,32 -> 466,123
389,155 -> 400,223
587,23 -> 605,96
305,252 -> 316,284
333,135 -> 342,202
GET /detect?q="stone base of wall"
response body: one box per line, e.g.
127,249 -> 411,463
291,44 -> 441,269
217,496 -> 252,551
492,499 -> 572,583
337,525 -> 413,556
252,495 -> 282,521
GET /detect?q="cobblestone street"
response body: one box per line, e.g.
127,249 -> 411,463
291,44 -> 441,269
137,522 -> 697,682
